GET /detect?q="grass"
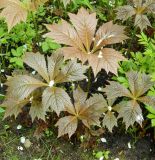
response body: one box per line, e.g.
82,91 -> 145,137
0,115 -> 95,160
0,113 -> 154,160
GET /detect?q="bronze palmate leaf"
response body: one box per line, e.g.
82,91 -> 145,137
56,87 -> 106,138
116,0 -> 155,30
44,7 -> 128,76
103,71 -> 155,129
3,51 -> 87,120
0,0 -> 48,31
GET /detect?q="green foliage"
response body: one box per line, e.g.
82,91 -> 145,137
0,94 -> 5,118
9,46 -> 26,68
93,150 -> 110,160
146,105 -> 155,127
0,21 -> 36,69
41,38 -> 61,52
119,32 -> 155,76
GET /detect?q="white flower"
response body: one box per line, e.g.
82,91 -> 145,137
108,106 -> 112,111
32,71 -> 36,75
20,137 -> 26,144
0,83 -> 3,88
29,96 -> 33,103
36,42 -> 42,46
17,146 -> 24,151
98,87 -> 102,91
86,78 -> 88,82
90,1 -> 96,4
98,51 -> 103,58
49,80 -> 55,87
136,114 -> 144,124
72,83 -> 75,88
127,142 -> 131,149
23,44 -> 27,49
109,0 -> 114,7
114,158 -> 119,160
1,69 -> 4,72
99,156 -> 104,160
92,37 -> 95,41
17,125 -> 22,130
101,138 -> 107,143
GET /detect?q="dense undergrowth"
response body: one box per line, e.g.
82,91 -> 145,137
0,0 -> 155,159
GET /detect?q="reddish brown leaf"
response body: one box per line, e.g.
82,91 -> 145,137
69,7 -> 97,51
44,8 -> 127,76
55,87 -> 106,138
0,0 -> 28,31
55,116 -> 78,138
88,48 -> 126,76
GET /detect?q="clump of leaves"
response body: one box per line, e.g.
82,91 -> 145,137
103,71 -> 155,129
2,51 -> 87,121
0,0 -> 48,31
116,0 -> 155,31
44,7 -> 128,76
56,87 -> 106,138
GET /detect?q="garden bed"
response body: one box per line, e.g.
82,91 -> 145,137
0,119 -> 155,160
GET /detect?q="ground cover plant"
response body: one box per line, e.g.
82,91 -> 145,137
0,0 -> 155,159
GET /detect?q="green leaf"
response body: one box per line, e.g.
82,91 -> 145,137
42,41 -> 49,52
116,76 -> 129,87
0,107 -> 5,113
151,119 -> 155,127
146,105 -> 155,114
0,94 -> 5,100
11,46 -> 25,57
147,114 -> 155,119
10,57 -> 23,68
95,151 -> 103,158
42,38 -> 61,52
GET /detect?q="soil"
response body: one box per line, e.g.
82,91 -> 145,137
0,118 -> 155,160
102,133 -> 155,160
